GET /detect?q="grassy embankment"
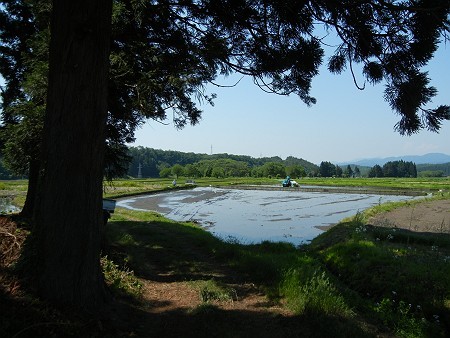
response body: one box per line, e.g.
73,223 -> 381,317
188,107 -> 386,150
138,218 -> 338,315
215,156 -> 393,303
0,177 -> 449,337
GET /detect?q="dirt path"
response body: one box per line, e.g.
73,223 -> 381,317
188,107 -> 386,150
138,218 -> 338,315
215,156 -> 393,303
140,278 -> 289,315
368,199 -> 450,233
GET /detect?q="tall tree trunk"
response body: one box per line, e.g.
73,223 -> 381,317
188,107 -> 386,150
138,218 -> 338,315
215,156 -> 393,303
31,0 -> 112,309
19,159 -> 40,219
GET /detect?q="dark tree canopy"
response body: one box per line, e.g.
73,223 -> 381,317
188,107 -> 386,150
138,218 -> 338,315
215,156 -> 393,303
319,160 -> 336,177
2,1 -> 450,138
368,164 -> 384,178
382,160 -> 417,177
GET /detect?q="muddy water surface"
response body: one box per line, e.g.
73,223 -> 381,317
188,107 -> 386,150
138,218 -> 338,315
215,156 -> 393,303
117,187 -> 418,245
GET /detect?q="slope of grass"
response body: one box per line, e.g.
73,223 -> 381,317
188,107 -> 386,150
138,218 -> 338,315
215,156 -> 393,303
103,208 -> 450,337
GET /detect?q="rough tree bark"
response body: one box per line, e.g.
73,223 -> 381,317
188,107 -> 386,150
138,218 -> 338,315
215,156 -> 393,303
19,159 -> 39,219
31,0 -> 112,309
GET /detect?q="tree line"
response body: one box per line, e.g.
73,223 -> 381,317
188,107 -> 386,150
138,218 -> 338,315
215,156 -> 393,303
318,161 -> 362,178
128,147 -> 425,179
367,160 -> 417,178
318,160 -> 419,178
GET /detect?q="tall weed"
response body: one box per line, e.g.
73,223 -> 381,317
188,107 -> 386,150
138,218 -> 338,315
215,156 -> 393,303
280,269 -> 354,318
374,298 -> 430,338
101,256 -> 142,298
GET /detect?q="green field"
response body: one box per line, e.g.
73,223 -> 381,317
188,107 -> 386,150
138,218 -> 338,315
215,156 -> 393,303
1,176 -> 449,209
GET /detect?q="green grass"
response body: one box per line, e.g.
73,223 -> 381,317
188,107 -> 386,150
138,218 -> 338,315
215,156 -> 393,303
0,180 -> 28,191
106,209 -> 230,278
310,216 -> 450,337
299,177 -> 450,192
0,180 -> 28,209
103,178 -> 186,198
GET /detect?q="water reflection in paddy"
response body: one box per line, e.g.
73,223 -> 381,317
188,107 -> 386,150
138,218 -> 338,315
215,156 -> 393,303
117,187 -> 419,246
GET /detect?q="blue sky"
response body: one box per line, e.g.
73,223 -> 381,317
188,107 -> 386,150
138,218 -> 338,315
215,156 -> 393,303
132,44 -> 450,165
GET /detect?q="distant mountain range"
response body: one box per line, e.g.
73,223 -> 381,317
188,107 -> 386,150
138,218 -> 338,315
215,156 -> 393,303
340,153 -> 450,167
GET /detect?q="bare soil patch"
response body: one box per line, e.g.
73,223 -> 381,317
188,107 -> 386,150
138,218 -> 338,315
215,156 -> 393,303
369,199 -> 450,233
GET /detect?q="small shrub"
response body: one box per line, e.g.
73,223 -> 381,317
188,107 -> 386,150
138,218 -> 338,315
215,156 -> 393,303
281,269 -> 353,318
101,256 -> 142,298
192,279 -> 236,303
374,298 -> 429,338
117,233 -> 136,246
352,211 -> 365,227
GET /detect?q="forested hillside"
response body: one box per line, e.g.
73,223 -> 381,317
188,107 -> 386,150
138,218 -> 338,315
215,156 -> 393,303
3,146 -> 448,180
127,146 -> 318,178
417,162 -> 450,177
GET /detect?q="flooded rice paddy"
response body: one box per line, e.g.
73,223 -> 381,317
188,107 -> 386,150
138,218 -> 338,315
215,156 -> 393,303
117,187 -> 419,246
